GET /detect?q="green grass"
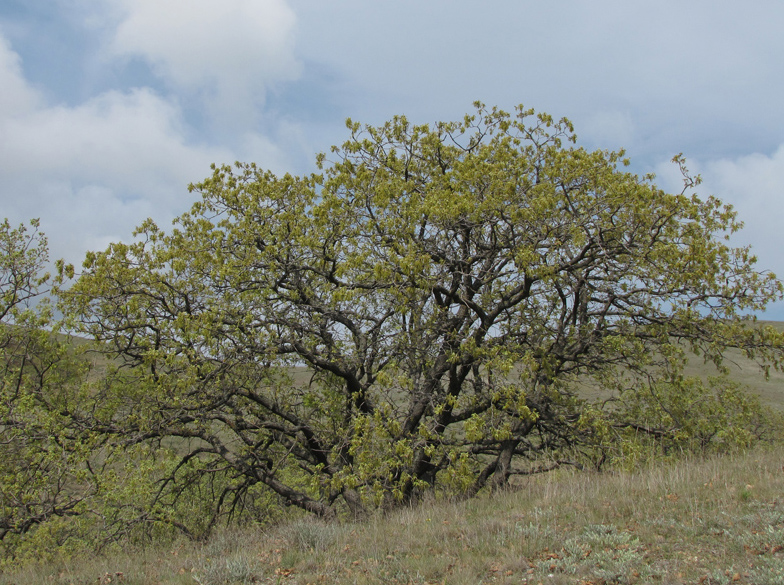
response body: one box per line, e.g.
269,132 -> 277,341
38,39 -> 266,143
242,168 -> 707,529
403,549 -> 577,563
4,445 -> 784,584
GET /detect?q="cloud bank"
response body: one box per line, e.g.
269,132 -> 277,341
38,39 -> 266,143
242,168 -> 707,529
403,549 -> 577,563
0,33 -> 232,266
109,0 -> 300,128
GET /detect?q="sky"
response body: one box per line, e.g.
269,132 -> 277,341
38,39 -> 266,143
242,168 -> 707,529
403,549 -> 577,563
1,0 -> 783,317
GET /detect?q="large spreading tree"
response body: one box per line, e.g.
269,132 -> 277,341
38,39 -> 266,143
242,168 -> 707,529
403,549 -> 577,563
60,104 -> 784,526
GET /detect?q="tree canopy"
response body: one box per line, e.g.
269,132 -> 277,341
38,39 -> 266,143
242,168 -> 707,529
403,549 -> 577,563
58,104 -> 784,526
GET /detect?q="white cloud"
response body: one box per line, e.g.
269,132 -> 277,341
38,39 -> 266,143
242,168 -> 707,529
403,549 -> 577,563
0,36 -> 40,117
109,0 -> 300,126
0,33 -> 239,268
702,147 -> 784,262
2,88 -> 223,190
655,148 -> 784,318
656,148 -> 784,268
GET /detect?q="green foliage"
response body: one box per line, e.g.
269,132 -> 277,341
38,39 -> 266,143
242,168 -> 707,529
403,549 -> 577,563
616,374 -> 769,452
535,524 -> 653,583
52,103 -> 784,530
0,220 -> 99,563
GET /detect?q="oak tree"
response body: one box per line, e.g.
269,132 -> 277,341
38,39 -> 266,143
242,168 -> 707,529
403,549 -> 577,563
61,104 -> 784,525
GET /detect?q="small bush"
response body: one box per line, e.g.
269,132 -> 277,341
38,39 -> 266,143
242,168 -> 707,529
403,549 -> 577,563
282,519 -> 340,552
193,553 -> 261,585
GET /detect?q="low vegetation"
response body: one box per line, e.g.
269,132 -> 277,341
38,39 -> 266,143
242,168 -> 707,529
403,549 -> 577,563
3,446 -> 783,584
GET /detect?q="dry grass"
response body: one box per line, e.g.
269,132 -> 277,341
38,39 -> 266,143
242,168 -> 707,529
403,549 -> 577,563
4,445 -> 783,585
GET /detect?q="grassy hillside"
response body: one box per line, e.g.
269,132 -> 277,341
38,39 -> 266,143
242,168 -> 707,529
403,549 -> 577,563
683,321 -> 784,410
3,324 -> 782,584
565,320 -> 784,413
4,446 -> 783,584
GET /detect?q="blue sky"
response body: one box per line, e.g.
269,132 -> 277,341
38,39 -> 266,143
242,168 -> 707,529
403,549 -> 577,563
1,0 -> 784,317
